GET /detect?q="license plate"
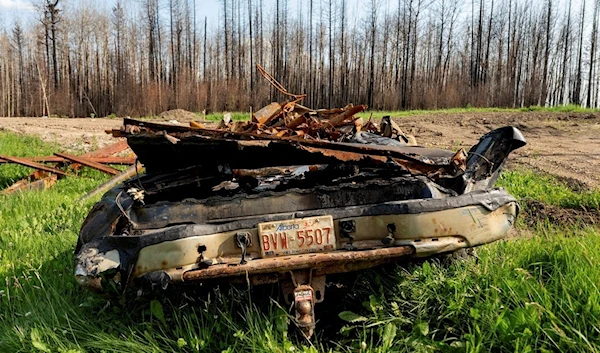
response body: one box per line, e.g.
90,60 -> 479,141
258,216 -> 336,257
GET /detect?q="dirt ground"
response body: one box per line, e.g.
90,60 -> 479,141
1,111 -> 599,188
396,111 -> 600,189
0,117 -> 122,153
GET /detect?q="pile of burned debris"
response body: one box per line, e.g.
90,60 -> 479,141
188,64 -> 415,145
212,102 -> 416,145
109,114 -> 468,191
76,66 -> 527,338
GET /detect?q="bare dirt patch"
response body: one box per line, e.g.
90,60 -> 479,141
156,109 -> 200,123
1,111 -> 599,188
0,117 -> 122,153
520,199 -> 600,227
394,111 -> 600,189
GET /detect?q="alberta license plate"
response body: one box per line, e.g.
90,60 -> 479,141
258,216 -> 336,257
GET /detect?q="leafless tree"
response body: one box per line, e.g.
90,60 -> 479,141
1,0 -> 599,118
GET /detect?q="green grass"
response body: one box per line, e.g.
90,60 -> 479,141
355,104 -> 599,120
520,104 -> 600,113
203,112 -> 252,122
337,226 -> 600,352
1,132 -> 600,352
498,170 -> 600,211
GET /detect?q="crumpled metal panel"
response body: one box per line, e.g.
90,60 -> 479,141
118,118 -> 467,178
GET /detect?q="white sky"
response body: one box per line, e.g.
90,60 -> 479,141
0,0 -> 591,32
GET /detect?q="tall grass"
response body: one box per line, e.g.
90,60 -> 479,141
1,131 -> 599,352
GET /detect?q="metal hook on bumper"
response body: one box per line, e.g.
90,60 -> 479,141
235,232 -> 252,265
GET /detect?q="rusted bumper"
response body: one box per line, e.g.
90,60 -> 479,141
75,191 -> 518,291
182,246 -> 415,283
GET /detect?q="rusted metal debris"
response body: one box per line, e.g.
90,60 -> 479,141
55,153 -> 121,175
1,170 -> 58,195
0,155 -> 72,176
182,246 -> 415,282
173,65 -> 417,145
0,141 -> 136,195
205,102 -> 372,141
112,117 -> 464,180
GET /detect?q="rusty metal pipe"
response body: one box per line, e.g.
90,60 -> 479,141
79,162 -> 143,202
182,246 -> 414,282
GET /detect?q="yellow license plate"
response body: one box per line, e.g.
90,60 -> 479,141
258,216 -> 336,257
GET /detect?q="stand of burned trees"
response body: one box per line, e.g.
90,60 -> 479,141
0,0 -> 599,118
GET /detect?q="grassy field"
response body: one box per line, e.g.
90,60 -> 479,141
1,131 -> 600,352
196,104 -> 600,122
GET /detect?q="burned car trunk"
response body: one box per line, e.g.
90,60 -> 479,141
76,115 -> 525,338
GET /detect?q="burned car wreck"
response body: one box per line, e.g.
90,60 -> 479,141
75,105 -> 525,338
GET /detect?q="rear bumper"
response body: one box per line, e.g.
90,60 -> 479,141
75,189 -> 518,291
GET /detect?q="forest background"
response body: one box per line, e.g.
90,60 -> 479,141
0,0 -> 599,117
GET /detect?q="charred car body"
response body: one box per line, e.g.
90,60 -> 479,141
75,108 -> 525,337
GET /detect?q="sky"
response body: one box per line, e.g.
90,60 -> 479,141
0,0 -> 34,25
0,0 -> 590,32
2,0 -> 366,30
